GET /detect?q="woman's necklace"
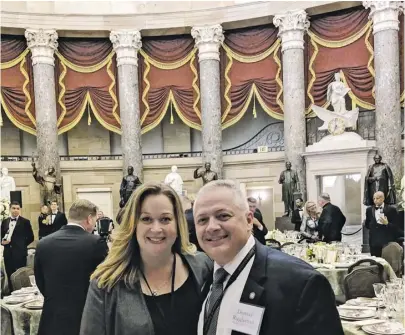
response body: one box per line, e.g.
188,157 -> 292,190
141,254 -> 176,296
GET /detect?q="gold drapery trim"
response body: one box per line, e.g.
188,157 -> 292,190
55,51 -> 115,73
0,92 -> 36,135
0,49 -> 30,70
57,61 -> 67,127
307,21 -> 375,116
221,51 -> 233,122
107,57 -> 120,125
87,94 -> 121,134
190,53 -> 201,121
139,49 -> 196,70
273,39 -> 284,112
308,21 -> 372,48
20,56 -> 36,127
222,40 -> 279,63
140,57 -> 151,126
222,84 -> 283,129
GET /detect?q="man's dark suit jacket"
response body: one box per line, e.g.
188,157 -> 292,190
185,208 -> 202,251
253,210 -> 268,245
34,225 -> 108,335
318,203 -> 346,243
202,240 -> 343,335
1,216 -> 34,280
291,208 -> 303,231
49,211 -> 68,233
365,205 -> 401,248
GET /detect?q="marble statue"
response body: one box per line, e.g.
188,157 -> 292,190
312,72 -> 359,134
164,166 -> 183,195
194,162 -> 218,185
32,162 -> 62,205
119,166 -> 142,208
364,154 -> 396,206
278,161 -> 300,217
0,167 -> 16,201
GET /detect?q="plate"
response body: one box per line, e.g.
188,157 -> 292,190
362,321 -> 405,335
3,295 -> 34,305
22,300 -> 43,310
12,287 -> 37,296
338,308 -> 376,320
346,298 -> 382,308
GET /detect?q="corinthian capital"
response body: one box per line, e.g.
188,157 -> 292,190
363,1 -> 404,34
273,10 -> 310,52
110,30 -> 142,67
25,29 -> 58,66
191,24 -> 224,62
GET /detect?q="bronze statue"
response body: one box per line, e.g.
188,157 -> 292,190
364,154 -> 396,206
278,161 -> 300,217
194,162 -> 218,185
32,162 -> 62,205
119,166 -> 142,208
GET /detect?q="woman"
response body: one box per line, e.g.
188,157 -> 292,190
300,201 -> 320,241
80,182 -> 212,335
38,204 -> 52,239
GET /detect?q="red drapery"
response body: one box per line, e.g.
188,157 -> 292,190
220,25 -> 283,128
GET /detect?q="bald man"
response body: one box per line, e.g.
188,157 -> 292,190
365,191 -> 402,257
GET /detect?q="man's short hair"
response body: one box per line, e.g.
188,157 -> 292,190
51,200 -> 58,205
68,199 -> 98,222
319,193 -> 331,202
247,197 -> 257,204
297,197 -> 304,202
195,180 -> 248,211
10,201 -> 20,208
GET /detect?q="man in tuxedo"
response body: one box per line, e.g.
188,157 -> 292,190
34,199 -> 108,335
247,197 -> 268,245
318,193 -> 346,243
194,180 -> 343,335
291,197 -> 304,231
1,201 -> 34,287
49,200 -> 67,233
365,191 -> 401,257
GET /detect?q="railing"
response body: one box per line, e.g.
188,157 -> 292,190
1,122 -> 285,161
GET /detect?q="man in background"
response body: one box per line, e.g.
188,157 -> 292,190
247,197 -> 268,245
291,198 -> 304,231
318,193 -> 346,243
49,200 -> 67,233
94,210 -> 114,242
185,198 -> 201,251
34,199 -> 108,335
1,201 -> 34,287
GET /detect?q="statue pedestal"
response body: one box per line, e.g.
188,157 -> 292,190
275,216 -> 295,232
306,132 -> 374,152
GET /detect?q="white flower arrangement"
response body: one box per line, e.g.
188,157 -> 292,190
0,198 -> 10,222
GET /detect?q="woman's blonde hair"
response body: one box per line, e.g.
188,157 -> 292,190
91,182 -> 195,291
303,201 -> 320,218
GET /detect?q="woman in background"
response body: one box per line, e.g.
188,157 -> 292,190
38,205 -> 52,239
80,182 -> 212,335
300,201 -> 321,242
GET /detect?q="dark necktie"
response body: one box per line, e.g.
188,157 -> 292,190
206,268 -> 228,335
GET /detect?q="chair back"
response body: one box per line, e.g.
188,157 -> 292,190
1,305 -> 15,335
344,259 -> 385,300
10,267 -> 34,292
382,242 -> 403,277
266,238 -> 281,250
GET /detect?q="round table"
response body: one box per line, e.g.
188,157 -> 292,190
1,300 -> 41,335
317,267 -> 348,296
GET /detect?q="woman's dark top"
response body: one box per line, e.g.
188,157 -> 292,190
143,274 -> 200,335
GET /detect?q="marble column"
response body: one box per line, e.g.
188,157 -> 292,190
25,29 -> 59,176
273,10 -> 310,199
191,25 -> 224,178
110,30 -> 143,177
363,1 -> 404,178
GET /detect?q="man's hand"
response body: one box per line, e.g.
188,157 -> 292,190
1,240 -> 10,245
252,218 -> 263,231
380,215 -> 388,225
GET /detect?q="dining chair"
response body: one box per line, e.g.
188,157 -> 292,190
382,242 -> 403,277
10,267 -> 34,292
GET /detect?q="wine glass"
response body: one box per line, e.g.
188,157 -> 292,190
373,283 -> 386,319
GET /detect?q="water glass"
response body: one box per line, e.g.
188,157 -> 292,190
373,283 -> 386,318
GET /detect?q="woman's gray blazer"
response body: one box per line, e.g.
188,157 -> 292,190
80,252 -> 212,335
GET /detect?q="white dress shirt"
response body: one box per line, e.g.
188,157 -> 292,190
51,212 -> 58,224
4,216 -> 19,241
198,235 -> 256,335
375,204 -> 385,224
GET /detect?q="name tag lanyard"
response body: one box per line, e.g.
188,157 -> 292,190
203,245 -> 256,335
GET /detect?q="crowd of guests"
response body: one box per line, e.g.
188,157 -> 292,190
1,180 -> 403,335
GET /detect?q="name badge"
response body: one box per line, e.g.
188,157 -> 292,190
228,302 -> 264,335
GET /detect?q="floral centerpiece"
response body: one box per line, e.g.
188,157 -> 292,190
0,198 -> 10,222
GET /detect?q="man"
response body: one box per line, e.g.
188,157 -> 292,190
365,191 -> 401,257
94,210 -> 114,241
1,201 -> 34,287
185,199 -> 201,251
194,162 -> 219,185
119,165 -> 142,208
49,200 -> 67,233
194,180 -> 343,335
318,193 -> 346,243
247,197 -> 268,245
291,197 -> 304,231
34,199 -> 108,335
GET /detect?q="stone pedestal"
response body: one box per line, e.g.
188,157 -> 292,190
273,10 -> 309,198
191,25 -> 224,178
25,29 -> 60,177
363,1 -> 404,178
275,216 -> 295,232
110,30 -> 143,178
